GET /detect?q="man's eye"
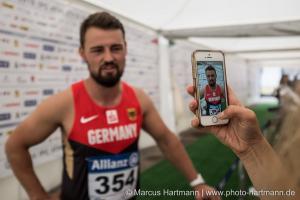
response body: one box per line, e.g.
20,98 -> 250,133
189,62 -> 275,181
112,46 -> 122,51
93,49 -> 103,52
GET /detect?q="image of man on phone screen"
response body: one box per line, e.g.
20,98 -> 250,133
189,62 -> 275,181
199,64 -> 225,116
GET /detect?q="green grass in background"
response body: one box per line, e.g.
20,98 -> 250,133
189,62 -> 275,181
249,103 -> 277,128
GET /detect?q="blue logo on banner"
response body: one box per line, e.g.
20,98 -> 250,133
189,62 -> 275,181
43,89 -> 54,95
62,65 -> 72,71
43,45 -> 55,52
23,52 -> 36,59
86,152 -> 139,173
0,60 -> 9,68
24,99 -> 37,107
0,113 -> 11,121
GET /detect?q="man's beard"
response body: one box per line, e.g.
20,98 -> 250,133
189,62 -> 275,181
89,61 -> 123,87
209,81 -> 216,87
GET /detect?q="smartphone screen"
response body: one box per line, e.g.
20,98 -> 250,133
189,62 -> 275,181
197,61 -> 227,116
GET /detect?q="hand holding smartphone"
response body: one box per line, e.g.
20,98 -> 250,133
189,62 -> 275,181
191,50 -> 229,126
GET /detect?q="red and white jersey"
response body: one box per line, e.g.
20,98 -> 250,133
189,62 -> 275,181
69,81 -> 142,154
61,80 -> 143,200
204,84 -> 223,105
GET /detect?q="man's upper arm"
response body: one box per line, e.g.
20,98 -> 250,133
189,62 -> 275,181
9,90 -> 70,148
135,88 -> 171,141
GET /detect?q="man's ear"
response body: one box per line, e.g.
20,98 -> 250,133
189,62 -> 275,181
79,47 -> 86,62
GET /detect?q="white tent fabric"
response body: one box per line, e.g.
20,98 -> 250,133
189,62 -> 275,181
189,37 -> 300,53
83,0 -> 300,30
82,0 -> 300,58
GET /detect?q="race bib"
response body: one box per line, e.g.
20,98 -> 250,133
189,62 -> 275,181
87,152 -> 139,200
208,104 -> 221,115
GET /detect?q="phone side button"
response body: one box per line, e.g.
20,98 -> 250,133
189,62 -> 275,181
212,116 -> 218,123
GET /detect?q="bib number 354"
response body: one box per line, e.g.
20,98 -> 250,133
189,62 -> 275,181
95,169 -> 135,194
88,166 -> 138,200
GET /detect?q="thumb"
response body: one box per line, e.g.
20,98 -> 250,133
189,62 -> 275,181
217,105 -> 254,121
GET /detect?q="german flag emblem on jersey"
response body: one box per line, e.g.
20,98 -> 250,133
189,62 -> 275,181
127,108 -> 137,121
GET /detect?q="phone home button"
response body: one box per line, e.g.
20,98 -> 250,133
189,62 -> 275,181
212,116 -> 218,123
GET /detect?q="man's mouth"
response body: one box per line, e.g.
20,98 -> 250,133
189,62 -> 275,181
101,64 -> 117,73
102,64 -> 116,69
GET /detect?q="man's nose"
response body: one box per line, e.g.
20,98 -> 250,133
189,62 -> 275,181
103,49 -> 114,62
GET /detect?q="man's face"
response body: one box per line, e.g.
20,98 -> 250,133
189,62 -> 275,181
205,70 -> 217,87
79,27 -> 127,87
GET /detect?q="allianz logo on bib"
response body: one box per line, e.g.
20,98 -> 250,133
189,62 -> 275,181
87,152 -> 139,173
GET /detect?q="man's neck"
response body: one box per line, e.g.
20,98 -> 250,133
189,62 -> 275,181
209,84 -> 217,91
84,77 -> 122,107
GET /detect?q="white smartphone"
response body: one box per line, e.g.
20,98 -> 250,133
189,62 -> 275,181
191,50 -> 229,126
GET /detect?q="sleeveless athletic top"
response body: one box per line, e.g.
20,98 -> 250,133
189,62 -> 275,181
61,81 -> 143,200
204,84 -> 223,115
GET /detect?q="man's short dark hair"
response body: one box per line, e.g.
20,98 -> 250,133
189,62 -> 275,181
80,12 -> 125,47
205,65 -> 216,73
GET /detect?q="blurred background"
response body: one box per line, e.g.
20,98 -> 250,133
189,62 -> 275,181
0,0 -> 300,199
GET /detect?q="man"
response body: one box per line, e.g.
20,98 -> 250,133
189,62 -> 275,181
200,65 -> 224,116
5,12 -> 218,200
187,85 -> 299,200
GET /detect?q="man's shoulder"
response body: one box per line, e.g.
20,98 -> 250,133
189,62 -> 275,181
121,82 -> 153,110
52,87 -> 72,101
128,86 -> 151,112
218,84 -> 224,91
130,86 -> 147,99
31,87 -> 73,123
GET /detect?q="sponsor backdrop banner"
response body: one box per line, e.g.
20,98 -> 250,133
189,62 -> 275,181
0,0 -> 159,178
